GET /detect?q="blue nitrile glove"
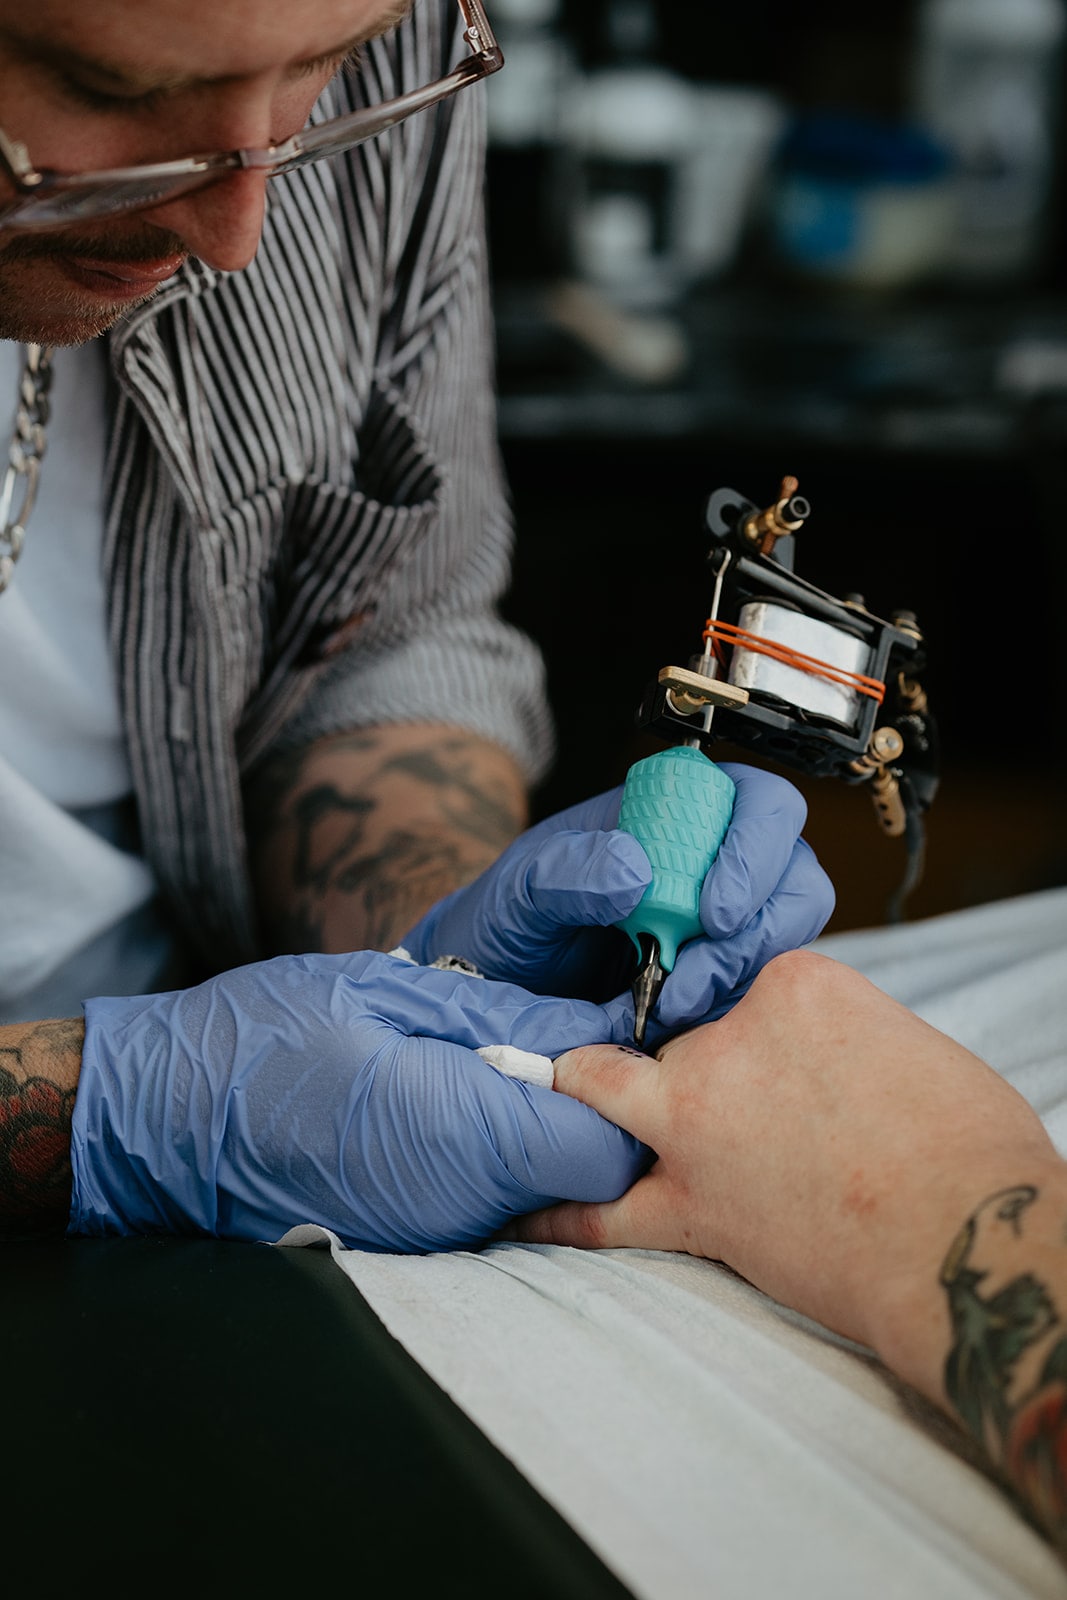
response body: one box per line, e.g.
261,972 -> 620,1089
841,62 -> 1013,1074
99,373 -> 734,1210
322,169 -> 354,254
68,951 -> 651,1253
400,788 -> 653,1002
400,763 -> 835,1042
606,762 -> 835,1047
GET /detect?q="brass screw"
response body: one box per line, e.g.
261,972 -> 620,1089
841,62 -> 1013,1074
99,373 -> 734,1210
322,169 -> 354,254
870,768 -> 907,837
897,673 -> 928,714
891,610 -> 924,645
870,726 -> 905,763
742,475 -> 809,554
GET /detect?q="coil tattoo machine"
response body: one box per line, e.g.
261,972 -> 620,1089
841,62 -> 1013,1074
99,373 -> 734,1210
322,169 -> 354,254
616,475 -> 940,1045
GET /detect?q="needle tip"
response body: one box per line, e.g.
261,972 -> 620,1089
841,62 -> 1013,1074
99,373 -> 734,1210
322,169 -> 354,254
631,934 -> 665,1050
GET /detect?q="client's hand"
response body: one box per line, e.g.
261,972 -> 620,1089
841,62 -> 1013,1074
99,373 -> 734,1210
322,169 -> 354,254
512,949 -> 1067,1564
511,950 -> 1059,1362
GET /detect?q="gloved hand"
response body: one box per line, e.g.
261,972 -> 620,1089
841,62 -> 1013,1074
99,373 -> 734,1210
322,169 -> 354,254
400,763 -> 835,1045
68,952 -> 650,1253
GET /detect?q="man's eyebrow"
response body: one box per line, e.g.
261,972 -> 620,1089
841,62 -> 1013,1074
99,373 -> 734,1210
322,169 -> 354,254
1,4 -> 415,95
300,1 -> 417,74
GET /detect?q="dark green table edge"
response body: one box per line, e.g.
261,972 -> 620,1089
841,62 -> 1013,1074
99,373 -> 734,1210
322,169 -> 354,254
6,1235 -> 636,1597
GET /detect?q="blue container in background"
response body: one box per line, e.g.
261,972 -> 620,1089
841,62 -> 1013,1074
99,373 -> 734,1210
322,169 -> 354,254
771,112 -> 956,290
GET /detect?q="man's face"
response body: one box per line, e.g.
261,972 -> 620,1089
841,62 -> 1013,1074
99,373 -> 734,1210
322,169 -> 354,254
0,0 -> 412,344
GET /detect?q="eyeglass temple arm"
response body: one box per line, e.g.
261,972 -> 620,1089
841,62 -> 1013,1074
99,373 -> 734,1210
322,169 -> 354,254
458,0 -> 502,67
291,0 -> 503,149
0,128 -> 39,191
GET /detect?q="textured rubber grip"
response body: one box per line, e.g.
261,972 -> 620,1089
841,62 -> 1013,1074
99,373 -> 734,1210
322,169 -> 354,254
615,746 -> 736,972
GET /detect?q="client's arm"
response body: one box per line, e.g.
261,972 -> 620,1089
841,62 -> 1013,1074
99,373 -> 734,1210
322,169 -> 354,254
511,949 -> 1067,1558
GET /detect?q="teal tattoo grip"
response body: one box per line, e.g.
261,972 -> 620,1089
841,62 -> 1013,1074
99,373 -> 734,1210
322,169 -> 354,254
615,746 -> 736,972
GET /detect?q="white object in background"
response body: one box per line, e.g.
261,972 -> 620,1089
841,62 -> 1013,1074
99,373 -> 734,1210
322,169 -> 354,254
562,72 -> 784,308
997,336 -> 1067,396
486,0 -> 574,148
912,0 -> 1067,282
559,0 -> 784,307
679,86 -> 786,282
489,0 -> 558,19
561,62 -> 701,308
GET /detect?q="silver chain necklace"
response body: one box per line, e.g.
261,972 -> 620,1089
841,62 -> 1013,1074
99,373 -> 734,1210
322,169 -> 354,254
0,343 -> 54,593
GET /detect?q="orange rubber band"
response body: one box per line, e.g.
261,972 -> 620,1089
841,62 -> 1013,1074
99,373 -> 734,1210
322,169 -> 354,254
703,619 -> 886,704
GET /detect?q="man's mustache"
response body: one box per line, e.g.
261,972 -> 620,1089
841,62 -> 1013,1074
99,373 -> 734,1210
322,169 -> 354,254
0,223 -> 187,264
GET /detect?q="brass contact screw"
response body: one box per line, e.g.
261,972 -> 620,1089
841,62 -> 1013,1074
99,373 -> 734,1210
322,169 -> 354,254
742,475 -> 811,556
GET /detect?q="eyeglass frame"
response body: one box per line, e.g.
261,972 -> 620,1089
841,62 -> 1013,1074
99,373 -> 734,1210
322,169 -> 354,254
0,0 -> 502,232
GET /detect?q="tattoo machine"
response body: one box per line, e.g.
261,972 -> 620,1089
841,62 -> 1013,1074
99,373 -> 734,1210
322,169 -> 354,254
616,475 -> 939,1047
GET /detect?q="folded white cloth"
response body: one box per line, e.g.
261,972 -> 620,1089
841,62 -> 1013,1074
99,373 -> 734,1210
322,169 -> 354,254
474,1044 -> 555,1089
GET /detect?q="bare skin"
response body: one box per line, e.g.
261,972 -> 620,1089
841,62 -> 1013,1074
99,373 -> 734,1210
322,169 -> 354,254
511,949 -> 1067,1560
0,0 -> 413,341
247,722 -> 527,955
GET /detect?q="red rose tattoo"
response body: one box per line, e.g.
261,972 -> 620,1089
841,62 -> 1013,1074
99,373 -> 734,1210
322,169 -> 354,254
1007,1382 -> 1067,1530
0,1057 -> 76,1237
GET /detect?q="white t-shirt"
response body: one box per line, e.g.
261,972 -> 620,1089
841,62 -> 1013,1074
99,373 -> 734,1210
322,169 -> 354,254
0,339 -> 178,1021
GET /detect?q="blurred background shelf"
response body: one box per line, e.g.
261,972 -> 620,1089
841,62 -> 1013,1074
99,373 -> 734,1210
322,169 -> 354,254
494,281 -> 1067,457
486,0 -> 1067,934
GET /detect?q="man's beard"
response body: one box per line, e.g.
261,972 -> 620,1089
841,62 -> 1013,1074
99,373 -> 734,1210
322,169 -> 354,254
0,221 -> 188,345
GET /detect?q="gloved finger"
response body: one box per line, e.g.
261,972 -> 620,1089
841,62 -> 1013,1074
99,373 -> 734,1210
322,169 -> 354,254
523,828 -> 651,928
595,989 -> 643,1048
653,840 -> 835,1039
301,949 -> 621,1059
456,1051 -> 654,1204
595,835 -> 835,1048
699,764 -> 815,939
355,1037 -> 652,1250
522,785 -> 624,840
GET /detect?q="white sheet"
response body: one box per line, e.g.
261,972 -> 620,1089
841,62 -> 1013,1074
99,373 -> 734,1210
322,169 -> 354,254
282,884 -> 1067,1599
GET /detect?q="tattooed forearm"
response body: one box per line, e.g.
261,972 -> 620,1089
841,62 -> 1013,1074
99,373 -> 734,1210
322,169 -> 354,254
246,724 -> 527,954
0,1017 -> 83,1239
381,746 -> 522,851
278,787 -> 495,949
940,1185 -> 1067,1549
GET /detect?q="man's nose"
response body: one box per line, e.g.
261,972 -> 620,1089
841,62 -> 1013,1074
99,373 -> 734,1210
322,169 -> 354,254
151,167 -> 270,273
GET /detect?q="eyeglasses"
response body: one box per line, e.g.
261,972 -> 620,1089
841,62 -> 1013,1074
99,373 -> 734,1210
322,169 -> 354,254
0,0 -> 501,233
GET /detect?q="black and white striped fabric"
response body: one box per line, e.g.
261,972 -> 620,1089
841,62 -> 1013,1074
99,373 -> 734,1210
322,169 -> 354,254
99,2 -> 553,972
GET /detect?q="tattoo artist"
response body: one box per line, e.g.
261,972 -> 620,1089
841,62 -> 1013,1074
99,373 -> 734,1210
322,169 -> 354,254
0,1 -> 833,1246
